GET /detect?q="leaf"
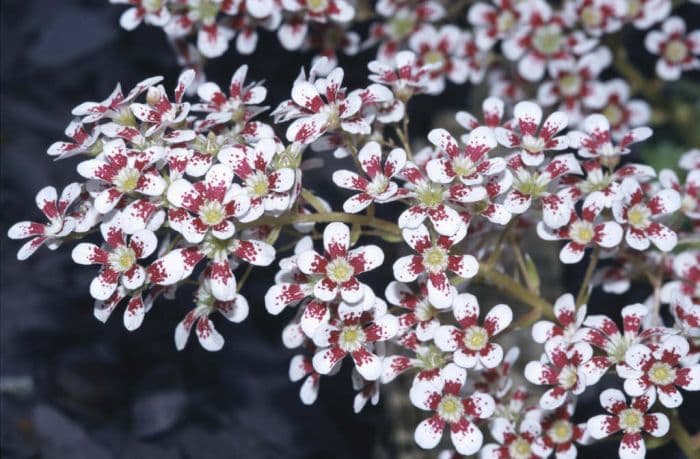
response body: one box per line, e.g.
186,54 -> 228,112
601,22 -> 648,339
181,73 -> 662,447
524,253 -> 540,295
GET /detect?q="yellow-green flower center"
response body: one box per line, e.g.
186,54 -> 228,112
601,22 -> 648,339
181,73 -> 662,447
109,246 -> 137,272
115,167 -> 141,193
533,24 -> 564,55
608,335 -> 634,363
339,325 -> 366,352
417,345 -> 446,369
325,104 -> 341,129
603,104 -> 624,126
415,300 -> 437,322
515,173 -> 547,197
246,172 -> 270,197
463,326 -> 489,351
627,204 -> 651,228
307,0 -> 329,12
143,0 -> 164,13
437,395 -> 464,423
274,145 -> 303,169
326,258 -> 354,283
114,106 -> 137,127
619,408 -> 644,432
626,0 -> 641,16
195,132 -> 221,157
197,0 -> 222,21
199,200 -> 226,226
452,156 -> 476,178
422,246 -> 448,273
571,221 -> 595,244
549,420 -> 573,444
497,10 -> 517,34
367,175 -> 389,196
558,365 -> 578,389
559,73 -> 583,97
416,183 -> 445,208
424,50 -> 446,69
581,6 -> 603,27
390,15 -> 416,40
648,361 -> 676,385
508,437 -> 532,459
522,134 -> 545,154
664,40 -> 688,63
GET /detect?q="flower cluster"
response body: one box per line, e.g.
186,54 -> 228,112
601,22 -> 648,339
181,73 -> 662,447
9,0 -> 700,457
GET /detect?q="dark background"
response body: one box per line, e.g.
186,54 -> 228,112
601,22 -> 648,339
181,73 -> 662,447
0,1 -> 697,458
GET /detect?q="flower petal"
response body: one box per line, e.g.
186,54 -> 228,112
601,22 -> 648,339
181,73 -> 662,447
351,348 -> 382,380
414,415 -> 445,450
312,346 -> 346,375
587,414 -> 620,439
450,417 -> 483,456
483,303 -> 513,336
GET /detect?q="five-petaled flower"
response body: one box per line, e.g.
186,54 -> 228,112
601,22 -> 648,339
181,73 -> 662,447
192,64 -> 268,125
297,222 -> 384,303
77,139 -> 166,214
524,337 -> 599,409
70,75 -> 163,124
504,153 -> 583,229
409,363 -> 495,455
110,0 -> 171,31
662,251 -> 700,304
282,67 -> 363,144
174,277 -> 250,351
426,126 -> 502,186
568,114 -> 652,167
578,303 -> 674,376
533,402 -> 591,459
455,96 -> 508,132
399,161 -> 487,236
612,177 -> 681,252
312,302 -> 398,380
622,335 -> 700,407
587,388 -> 669,459
72,213 -> 157,301
219,138 -> 296,221
434,293 -> 513,369
386,280 -> 445,341
129,70 -> 196,141
536,48 -> 611,123
495,101 -> 569,167
167,163 -> 250,243
645,17 -> 700,81
8,183 -> 82,260
532,293 -> 588,345
537,190 -> 623,263
393,223 -> 478,308
332,141 -> 408,213
481,414 -> 545,459
367,50 -> 432,114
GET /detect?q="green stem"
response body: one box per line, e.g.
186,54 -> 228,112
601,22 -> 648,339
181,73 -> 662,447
243,210 -> 555,329
236,264 -> 254,292
301,188 -> 327,213
485,219 -> 516,268
510,236 -> 537,294
239,211 -> 402,237
665,409 -> 700,459
394,118 -> 414,162
476,263 -> 555,327
576,246 -> 599,307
